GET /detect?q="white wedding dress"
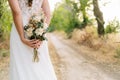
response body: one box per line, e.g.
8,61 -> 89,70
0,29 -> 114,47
9,0 -> 57,80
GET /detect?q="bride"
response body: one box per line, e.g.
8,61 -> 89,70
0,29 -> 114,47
8,0 -> 57,80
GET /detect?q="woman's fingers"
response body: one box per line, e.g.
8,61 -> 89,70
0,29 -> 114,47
36,41 -> 42,48
30,40 -> 37,44
28,40 -> 36,48
28,39 -> 42,48
22,38 -> 41,48
30,40 -> 41,44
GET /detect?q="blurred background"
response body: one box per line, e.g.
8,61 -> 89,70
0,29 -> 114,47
0,0 -> 120,80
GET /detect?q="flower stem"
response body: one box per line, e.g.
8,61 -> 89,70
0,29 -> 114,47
33,48 -> 39,62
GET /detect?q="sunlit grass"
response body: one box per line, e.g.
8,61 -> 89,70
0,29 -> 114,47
68,26 -> 120,64
48,37 -> 62,80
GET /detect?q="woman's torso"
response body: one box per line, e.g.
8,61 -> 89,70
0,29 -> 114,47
18,0 -> 43,26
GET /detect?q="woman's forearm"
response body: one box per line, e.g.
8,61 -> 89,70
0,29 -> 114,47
8,0 -> 25,41
42,0 -> 51,26
12,12 -> 25,40
45,13 -> 51,26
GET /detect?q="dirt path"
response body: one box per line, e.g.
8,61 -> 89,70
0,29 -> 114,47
50,34 -> 116,80
1,34 -> 120,80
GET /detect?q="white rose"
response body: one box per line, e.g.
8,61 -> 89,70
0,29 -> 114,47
35,16 -> 41,21
26,27 -> 34,37
35,28 -> 44,36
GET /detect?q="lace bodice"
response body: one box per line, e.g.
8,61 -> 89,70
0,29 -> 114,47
18,0 -> 44,26
18,0 -> 43,15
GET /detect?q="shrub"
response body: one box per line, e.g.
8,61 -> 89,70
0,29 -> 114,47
105,18 -> 120,34
50,3 -> 80,37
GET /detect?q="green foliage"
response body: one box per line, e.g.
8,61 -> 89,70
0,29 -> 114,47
66,0 -> 92,28
50,3 -> 80,36
105,18 -> 120,34
0,1 -> 12,40
49,0 -> 93,36
79,0 -> 92,28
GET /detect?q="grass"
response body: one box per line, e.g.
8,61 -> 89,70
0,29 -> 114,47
0,36 -> 10,80
115,47 -> 120,58
0,49 -> 9,58
72,26 -> 119,51
0,38 -> 10,59
48,38 -> 62,80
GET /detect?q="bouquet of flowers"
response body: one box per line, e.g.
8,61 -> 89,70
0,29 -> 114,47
24,10 -> 48,62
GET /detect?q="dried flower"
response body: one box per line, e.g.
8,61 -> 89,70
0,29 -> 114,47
25,27 -> 34,37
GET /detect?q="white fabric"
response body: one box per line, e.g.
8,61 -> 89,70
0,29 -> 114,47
9,0 -> 57,80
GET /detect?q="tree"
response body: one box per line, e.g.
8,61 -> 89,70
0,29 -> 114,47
65,0 -> 92,28
79,0 -> 90,28
93,0 -> 105,36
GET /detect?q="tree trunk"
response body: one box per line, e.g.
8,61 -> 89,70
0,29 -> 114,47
93,0 -> 105,37
79,0 -> 89,29
82,10 -> 88,28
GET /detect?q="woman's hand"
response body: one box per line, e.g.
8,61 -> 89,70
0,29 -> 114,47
21,38 -> 42,48
21,38 -> 40,48
35,40 -> 43,49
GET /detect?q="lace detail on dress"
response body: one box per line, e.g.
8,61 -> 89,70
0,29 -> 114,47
18,0 -> 43,15
18,0 -> 43,26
